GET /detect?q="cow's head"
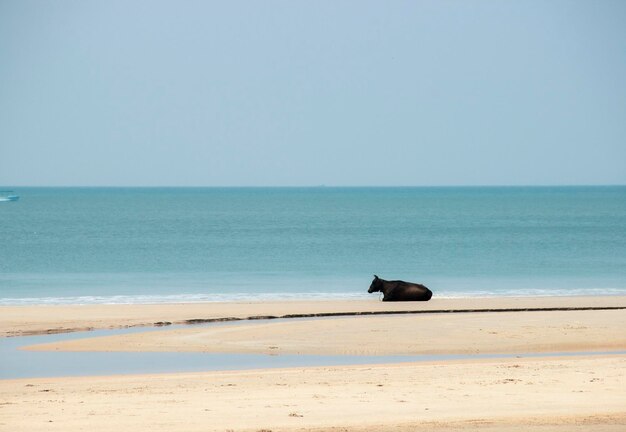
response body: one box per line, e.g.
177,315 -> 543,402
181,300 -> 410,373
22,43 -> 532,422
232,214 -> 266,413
368,275 -> 382,293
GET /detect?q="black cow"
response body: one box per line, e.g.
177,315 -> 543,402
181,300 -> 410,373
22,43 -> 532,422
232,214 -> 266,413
368,275 -> 432,301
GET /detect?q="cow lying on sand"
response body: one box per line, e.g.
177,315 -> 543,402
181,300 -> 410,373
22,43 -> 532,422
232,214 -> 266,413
368,275 -> 432,301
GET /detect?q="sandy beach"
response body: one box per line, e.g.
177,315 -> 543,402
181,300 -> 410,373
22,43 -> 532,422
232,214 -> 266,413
2,297 -> 626,431
2,295 -> 625,337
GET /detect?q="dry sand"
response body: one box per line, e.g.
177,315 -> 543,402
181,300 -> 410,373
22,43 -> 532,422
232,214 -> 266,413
1,356 -> 625,432
2,297 -> 626,431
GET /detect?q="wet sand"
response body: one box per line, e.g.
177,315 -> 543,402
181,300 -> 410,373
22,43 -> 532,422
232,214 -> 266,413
1,295 -> 625,337
24,309 -> 626,356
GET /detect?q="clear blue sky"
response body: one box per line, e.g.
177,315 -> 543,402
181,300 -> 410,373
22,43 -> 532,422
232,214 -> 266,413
1,0 -> 625,186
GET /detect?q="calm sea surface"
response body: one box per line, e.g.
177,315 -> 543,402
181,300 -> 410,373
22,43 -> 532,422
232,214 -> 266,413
1,187 -> 625,304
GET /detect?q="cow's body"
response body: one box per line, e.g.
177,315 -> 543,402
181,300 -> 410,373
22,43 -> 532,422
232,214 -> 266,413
368,275 -> 432,301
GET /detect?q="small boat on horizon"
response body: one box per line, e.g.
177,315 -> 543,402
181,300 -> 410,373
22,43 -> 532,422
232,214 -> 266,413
0,191 -> 19,202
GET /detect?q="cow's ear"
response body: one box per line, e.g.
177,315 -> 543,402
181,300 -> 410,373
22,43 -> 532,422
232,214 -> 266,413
374,274 -> 379,279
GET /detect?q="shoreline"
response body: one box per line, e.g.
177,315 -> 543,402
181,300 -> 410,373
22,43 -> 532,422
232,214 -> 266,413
2,295 -> 626,337
4,289 -> 626,306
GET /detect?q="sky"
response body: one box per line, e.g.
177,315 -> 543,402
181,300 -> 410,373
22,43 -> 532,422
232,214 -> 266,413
1,0 -> 625,187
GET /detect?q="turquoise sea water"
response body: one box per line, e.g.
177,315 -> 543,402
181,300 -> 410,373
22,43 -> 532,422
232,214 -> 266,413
1,187 -> 625,304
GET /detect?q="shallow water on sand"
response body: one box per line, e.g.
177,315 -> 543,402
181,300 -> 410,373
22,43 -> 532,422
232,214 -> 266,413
2,321 -> 625,379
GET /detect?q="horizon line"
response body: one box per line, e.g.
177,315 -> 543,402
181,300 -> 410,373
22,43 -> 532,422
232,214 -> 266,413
2,184 -> 626,189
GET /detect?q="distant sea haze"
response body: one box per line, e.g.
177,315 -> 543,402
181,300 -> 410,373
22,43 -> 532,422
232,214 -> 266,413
1,187 -> 625,305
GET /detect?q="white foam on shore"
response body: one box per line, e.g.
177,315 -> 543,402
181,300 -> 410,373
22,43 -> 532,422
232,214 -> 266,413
2,287 -> 626,305
0,292 -> 370,306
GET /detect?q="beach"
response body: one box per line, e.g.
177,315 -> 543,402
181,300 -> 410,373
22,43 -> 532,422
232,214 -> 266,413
2,297 -> 626,431
2,296 -> 625,337
4,0 -> 626,427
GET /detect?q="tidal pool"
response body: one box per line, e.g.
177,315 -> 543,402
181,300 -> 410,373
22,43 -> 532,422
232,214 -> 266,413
1,321 -> 624,379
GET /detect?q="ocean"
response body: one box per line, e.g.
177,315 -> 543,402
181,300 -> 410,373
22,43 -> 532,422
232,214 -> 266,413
1,187 -> 625,305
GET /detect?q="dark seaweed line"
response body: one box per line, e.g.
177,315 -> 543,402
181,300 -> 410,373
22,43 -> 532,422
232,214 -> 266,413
180,306 -> 626,325
7,306 -> 625,337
